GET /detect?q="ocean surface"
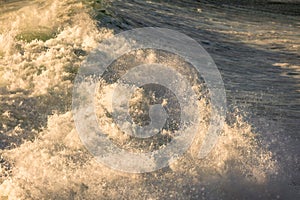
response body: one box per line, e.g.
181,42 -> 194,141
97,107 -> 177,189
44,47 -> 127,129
0,0 -> 299,199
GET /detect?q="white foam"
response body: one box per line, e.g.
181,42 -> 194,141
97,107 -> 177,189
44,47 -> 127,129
0,0 -> 279,199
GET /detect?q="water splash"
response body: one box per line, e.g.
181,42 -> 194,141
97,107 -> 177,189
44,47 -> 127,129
0,0 -> 286,199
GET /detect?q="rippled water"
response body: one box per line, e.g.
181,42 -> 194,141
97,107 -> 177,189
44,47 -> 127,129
0,0 -> 299,199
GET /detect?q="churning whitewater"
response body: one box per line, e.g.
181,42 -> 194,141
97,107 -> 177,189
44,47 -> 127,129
0,0 -> 299,199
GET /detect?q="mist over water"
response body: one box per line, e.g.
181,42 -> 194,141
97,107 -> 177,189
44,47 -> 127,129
0,0 -> 299,199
